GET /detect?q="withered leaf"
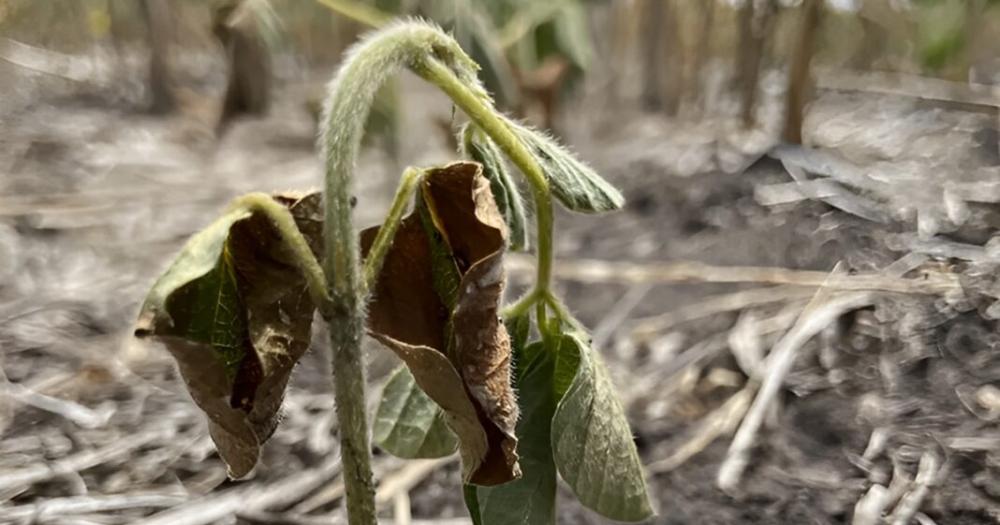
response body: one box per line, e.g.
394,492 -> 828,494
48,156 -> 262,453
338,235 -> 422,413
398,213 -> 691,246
135,192 -> 322,478
460,124 -> 529,251
363,161 -> 519,486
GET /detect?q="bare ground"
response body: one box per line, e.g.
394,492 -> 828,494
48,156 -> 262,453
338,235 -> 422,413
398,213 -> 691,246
2,60 -> 1000,524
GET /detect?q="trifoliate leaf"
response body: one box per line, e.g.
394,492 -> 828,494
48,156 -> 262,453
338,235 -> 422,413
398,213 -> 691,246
362,161 -> 520,486
510,120 -> 624,213
373,366 -> 459,458
475,338 -> 558,525
460,124 -> 529,251
551,333 -> 653,522
135,192 -> 322,478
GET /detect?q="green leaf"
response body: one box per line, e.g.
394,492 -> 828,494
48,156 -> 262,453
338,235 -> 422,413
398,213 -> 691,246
551,333 -> 653,522
464,484 -> 483,525
476,339 -> 558,525
552,331 -> 580,399
505,310 -> 531,352
135,192 -> 322,478
461,124 -> 530,251
510,121 -> 624,213
139,206 -> 250,378
374,366 -> 459,459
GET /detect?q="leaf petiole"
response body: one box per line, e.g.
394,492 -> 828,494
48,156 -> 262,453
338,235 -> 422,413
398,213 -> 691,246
502,288 -> 541,320
229,193 -> 330,309
542,293 -> 587,335
362,166 -> 423,292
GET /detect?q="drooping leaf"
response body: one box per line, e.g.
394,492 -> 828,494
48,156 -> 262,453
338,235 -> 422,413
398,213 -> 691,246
362,209 -> 490,481
475,338 -> 558,525
373,366 -> 459,458
423,162 -> 520,484
460,124 -> 529,251
135,192 -> 322,478
363,161 -> 520,486
551,333 -> 653,522
510,120 -> 624,213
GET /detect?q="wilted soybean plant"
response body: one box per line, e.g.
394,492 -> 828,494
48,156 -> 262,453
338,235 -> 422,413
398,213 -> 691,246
134,20 -> 652,525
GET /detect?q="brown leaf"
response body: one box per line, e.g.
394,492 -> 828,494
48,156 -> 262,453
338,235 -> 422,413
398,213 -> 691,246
363,161 -> 519,485
135,192 -> 322,478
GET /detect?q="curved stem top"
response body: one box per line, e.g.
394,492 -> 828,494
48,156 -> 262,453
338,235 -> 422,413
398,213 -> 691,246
320,21 -> 474,298
319,19 -> 555,301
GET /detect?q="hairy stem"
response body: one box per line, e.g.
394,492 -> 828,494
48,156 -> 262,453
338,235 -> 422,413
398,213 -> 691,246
363,167 -> 421,291
544,293 -> 587,334
502,289 -> 541,320
318,21 -> 558,524
230,193 -> 329,308
319,22 -> 481,525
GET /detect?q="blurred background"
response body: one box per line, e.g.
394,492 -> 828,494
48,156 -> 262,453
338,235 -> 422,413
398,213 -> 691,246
1,1 -> 999,523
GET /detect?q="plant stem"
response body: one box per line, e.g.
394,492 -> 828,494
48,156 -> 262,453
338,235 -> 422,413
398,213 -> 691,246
413,56 -> 555,297
320,23 -> 465,525
231,193 -> 329,308
544,294 -> 587,334
326,314 -> 375,525
317,22 -> 560,524
363,167 -> 421,291
502,289 -> 540,320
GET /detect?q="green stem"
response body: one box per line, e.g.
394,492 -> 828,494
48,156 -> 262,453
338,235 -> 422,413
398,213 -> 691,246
231,193 -> 330,309
544,294 -> 586,333
413,56 -> 555,297
319,23 -> 469,525
363,167 -> 421,291
317,22 -> 559,524
502,289 -> 541,320
536,299 -> 549,339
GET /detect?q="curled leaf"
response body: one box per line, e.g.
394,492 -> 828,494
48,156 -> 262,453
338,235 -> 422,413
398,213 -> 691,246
373,366 -> 459,459
135,192 -> 321,478
551,333 -> 653,522
363,161 -> 520,486
460,124 -> 529,251
509,120 -> 624,213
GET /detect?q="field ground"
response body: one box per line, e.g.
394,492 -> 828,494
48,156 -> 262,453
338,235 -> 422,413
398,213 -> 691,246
2,56 -> 1000,524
